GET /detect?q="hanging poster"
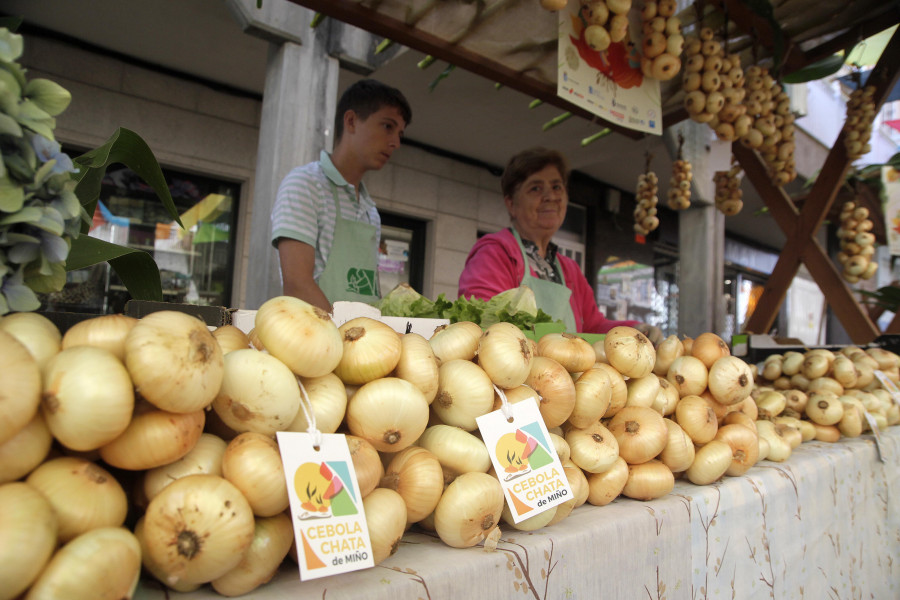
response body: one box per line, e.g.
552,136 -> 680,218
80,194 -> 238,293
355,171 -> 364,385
557,4 -> 662,135
882,165 -> 900,255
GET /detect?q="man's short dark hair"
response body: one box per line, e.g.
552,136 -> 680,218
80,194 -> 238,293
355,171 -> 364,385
334,79 -> 412,141
501,147 -> 570,199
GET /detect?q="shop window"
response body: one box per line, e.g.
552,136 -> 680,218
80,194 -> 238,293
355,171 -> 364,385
378,212 -> 427,296
40,163 -> 239,314
596,255 -> 675,335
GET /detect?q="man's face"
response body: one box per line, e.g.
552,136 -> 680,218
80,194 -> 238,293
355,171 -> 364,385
346,105 -> 407,171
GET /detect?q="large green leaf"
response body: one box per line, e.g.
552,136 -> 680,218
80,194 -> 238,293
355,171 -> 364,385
72,127 -> 183,234
66,235 -> 162,301
783,54 -> 846,84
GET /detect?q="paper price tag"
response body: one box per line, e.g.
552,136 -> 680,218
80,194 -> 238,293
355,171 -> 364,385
276,432 -> 374,580
862,412 -> 887,463
872,370 -> 900,406
476,398 -> 571,524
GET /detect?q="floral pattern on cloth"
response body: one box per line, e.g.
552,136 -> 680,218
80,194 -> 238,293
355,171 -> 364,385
136,429 -> 900,600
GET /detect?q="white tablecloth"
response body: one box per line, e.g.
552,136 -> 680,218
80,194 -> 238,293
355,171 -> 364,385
136,428 -> 900,600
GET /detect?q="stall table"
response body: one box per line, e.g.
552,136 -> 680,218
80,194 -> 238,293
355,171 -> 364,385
137,428 -> 900,600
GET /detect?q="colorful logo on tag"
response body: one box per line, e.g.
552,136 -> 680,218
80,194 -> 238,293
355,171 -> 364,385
495,426 -> 557,515
346,268 -> 376,296
293,461 -> 358,520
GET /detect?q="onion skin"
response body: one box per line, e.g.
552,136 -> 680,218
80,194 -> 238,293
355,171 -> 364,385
221,433 -> 289,517
346,377 -> 429,453
99,407 -> 205,470
125,310 -> 225,413
142,474 -> 256,587
363,488 -> 408,564
434,472 -> 504,548
210,512 -> 294,597
143,433 -> 227,502
254,296 -> 343,377
24,527 -> 141,600
622,459 -> 674,500
586,456 -> 629,506
25,457 -> 128,543
334,317 -> 402,385
604,326 -> 656,378
380,446 -> 444,524
0,482 -> 58,600
0,312 -> 61,371
61,314 -> 138,361
0,412 -> 52,484
0,330 -> 43,446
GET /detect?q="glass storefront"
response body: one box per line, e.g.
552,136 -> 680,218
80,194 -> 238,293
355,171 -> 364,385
40,163 -> 240,314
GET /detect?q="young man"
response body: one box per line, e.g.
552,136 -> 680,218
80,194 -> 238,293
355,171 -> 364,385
270,79 -> 412,312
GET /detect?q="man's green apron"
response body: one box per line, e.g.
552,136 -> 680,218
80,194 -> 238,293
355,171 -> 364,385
317,183 -> 380,304
512,228 -> 577,332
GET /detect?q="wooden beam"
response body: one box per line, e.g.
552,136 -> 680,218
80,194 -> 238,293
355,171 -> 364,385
802,5 -> 900,66
286,0 -> 645,140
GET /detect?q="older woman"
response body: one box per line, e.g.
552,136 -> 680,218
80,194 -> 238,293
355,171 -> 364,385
458,147 -> 659,338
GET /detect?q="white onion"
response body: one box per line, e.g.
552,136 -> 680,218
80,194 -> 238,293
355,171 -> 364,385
41,346 -> 134,451
394,333 -> 440,403
210,512 -> 294,597
432,359 -> 494,430
221,432 -> 289,517
212,349 -> 300,436
143,433 -> 227,502
254,296 -> 343,377
0,330 -> 43,445
478,322 -> 533,387
61,314 -> 137,361
0,482 -> 58,600
0,412 -> 52,484
346,377 -> 429,452
334,317 -> 402,385
287,373 -> 347,434
0,311 -> 61,370
604,326 -> 656,378
125,310 -> 224,413
142,474 -> 256,587
99,407 -> 205,470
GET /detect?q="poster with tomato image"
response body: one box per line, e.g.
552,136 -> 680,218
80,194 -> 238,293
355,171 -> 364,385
558,3 -> 662,135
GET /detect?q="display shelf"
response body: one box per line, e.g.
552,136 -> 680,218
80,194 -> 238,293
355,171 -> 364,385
134,428 -> 900,600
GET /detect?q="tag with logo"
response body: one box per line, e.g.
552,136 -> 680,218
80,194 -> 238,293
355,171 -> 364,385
862,411 -> 887,463
276,432 -> 374,580
476,397 -> 571,524
873,370 -> 900,406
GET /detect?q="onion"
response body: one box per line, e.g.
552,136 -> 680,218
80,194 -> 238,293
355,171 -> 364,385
212,349 -> 300,436
565,421 -> 619,473
685,439 -> 732,485
432,359 -> 494,430
476,322 -> 534,387
492,384 -> 540,412
0,482 -> 57,600
222,432 -> 289,517
142,474 -> 256,587
125,310 -> 224,413
755,420 -> 791,461
675,394 -> 718,444
549,432 -> 571,462
346,434 -> 384,498
652,377 -> 680,416
364,488 -> 408,564
593,362 -> 628,418
287,373 -> 347,434
658,418 -> 695,473
434,472 -> 504,548
538,333 -> 595,373
210,512 -> 294,597
143,433 -> 227,502
380,446 -> 444,523
831,355 -> 858,388
604,326 -> 655,378
0,311 -> 61,370
61,314 -> 137,361
25,456 -> 127,543
334,317 -> 402,385
723,411 -> 757,433
526,356 -> 577,428
708,356 -> 754,405
756,390 -> 787,419
807,376 -> 843,396
0,330 -> 42,446
569,366 -> 612,428
394,333 -> 440,403
591,338 -> 607,363
762,357 -> 783,381
254,296 -> 343,377
714,424 -> 759,476
24,527 -> 141,600
41,346 -> 134,451
608,406 -> 668,464
211,324 -> 252,355
622,460 -> 674,500
801,353 -> 830,379
838,403 -> 864,437
561,458 -> 589,509
429,321 -> 482,363
416,424 -> 491,481
666,355 -> 708,397
690,332 -> 730,368
501,500 -> 557,531
99,406 -> 205,470
586,456 -> 629,505
653,334 -> 684,376
347,377 -> 428,453
626,374 -> 661,408
0,412 -> 52,484
804,391 -> 843,425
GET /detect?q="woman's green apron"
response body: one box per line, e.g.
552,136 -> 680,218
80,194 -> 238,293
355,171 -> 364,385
316,183 -> 380,304
512,228 -> 577,332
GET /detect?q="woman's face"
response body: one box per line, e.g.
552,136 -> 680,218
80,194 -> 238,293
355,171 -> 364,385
504,164 -> 568,242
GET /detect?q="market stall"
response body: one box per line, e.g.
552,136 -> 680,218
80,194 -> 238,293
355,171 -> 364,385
136,428 -> 900,599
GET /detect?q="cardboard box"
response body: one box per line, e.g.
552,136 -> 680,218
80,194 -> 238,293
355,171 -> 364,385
332,301 -> 449,337
124,300 -> 232,327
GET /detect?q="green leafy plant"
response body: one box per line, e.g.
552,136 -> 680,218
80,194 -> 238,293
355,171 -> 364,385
0,26 -> 178,314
